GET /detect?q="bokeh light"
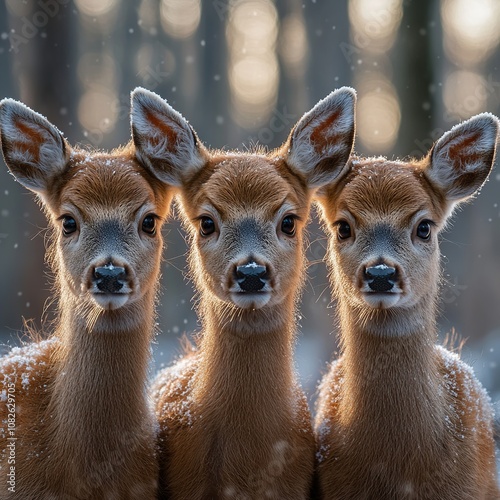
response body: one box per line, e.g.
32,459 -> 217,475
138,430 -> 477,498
78,89 -> 118,134
356,76 -> 401,153
279,13 -> 308,77
75,0 -> 120,34
77,51 -> 119,139
77,53 -> 118,89
441,0 -> 500,66
160,0 -> 201,39
228,0 -> 278,52
74,0 -> 119,17
138,0 -> 159,35
349,0 -> 402,152
444,71 -> 488,120
5,0 -> 32,16
226,0 -> 279,129
349,0 -> 403,53
135,44 -> 176,86
229,55 -> 278,104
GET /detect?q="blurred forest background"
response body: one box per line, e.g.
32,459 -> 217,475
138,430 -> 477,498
0,0 -> 499,418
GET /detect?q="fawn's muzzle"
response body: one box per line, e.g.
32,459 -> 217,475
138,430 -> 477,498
235,262 -> 268,292
94,264 -> 127,293
364,264 -> 397,292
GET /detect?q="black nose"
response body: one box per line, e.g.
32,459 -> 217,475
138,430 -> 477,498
236,262 -> 268,292
94,264 -> 126,293
365,265 -> 397,292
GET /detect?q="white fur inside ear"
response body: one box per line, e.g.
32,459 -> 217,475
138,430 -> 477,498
131,87 -> 205,186
287,87 -> 356,187
0,98 -> 69,192
428,112 -> 499,201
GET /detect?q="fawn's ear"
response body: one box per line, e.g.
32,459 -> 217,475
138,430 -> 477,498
131,87 -> 207,186
284,87 -> 356,188
0,99 -> 71,193
426,113 -> 499,202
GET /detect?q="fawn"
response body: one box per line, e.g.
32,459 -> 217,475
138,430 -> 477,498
0,98 -> 175,498
130,86 -> 356,498
315,111 -> 500,498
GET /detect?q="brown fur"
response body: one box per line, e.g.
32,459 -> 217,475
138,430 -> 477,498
0,141 -> 173,498
130,86 -> 356,499
315,155 -> 499,499
151,154 -> 316,499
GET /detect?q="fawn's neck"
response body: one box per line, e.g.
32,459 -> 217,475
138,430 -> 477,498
336,295 -> 445,449
192,295 -> 297,421
50,288 -> 155,462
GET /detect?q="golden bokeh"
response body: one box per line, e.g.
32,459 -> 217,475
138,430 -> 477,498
229,54 -> 279,104
77,53 -> 118,89
78,89 -> 118,134
5,0 -> 32,16
74,0 -> 118,17
160,0 -> 201,39
444,70 -> 488,120
226,0 -> 279,129
349,0 -> 402,153
279,13 -> 308,77
349,0 -> 402,53
442,0 -> 500,66
356,76 -> 401,153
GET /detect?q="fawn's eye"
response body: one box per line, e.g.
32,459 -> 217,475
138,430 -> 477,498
62,216 -> 77,236
281,215 -> 296,236
416,220 -> 432,240
200,216 -> 216,236
142,214 -> 157,236
337,220 -> 352,240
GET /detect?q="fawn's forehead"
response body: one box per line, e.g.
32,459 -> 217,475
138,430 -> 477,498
57,153 -> 163,215
185,155 -> 306,219
327,159 -> 442,224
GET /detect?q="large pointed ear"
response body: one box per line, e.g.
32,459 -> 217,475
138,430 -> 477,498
283,87 -> 356,188
0,99 -> 71,193
131,87 -> 208,186
426,113 -> 499,202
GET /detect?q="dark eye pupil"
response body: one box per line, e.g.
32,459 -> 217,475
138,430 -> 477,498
417,221 -> 431,239
62,216 -> 77,235
281,216 -> 296,236
338,221 -> 351,240
142,215 -> 156,235
200,217 -> 215,236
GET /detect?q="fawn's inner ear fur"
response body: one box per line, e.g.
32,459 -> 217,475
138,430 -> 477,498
131,86 -> 357,193
131,87 -> 207,187
283,87 -> 356,188
0,98 -> 71,193
426,113 -> 499,203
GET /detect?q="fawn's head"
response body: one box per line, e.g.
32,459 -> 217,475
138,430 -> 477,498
131,88 -> 355,324
318,114 -> 499,333
0,99 -> 174,323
